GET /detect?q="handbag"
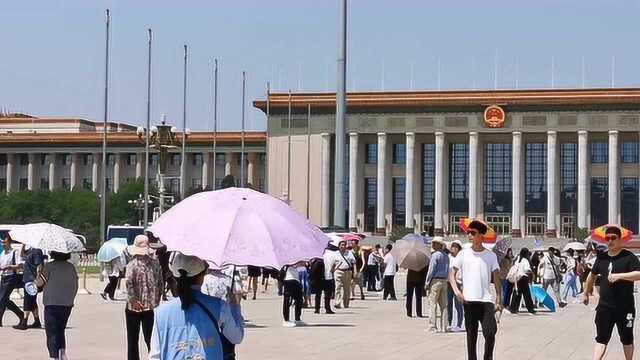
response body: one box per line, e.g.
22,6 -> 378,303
193,298 -> 237,360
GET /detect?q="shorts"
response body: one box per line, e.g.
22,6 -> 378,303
595,308 -> 635,345
23,292 -> 38,312
247,266 -> 262,278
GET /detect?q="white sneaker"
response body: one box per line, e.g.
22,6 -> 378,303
282,321 -> 296,328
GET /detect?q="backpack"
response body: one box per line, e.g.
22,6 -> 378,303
506,263 -> 520,284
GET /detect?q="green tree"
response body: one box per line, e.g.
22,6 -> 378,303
388,226 -> 414,243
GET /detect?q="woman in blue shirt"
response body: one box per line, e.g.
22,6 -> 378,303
148,252 -> 244,359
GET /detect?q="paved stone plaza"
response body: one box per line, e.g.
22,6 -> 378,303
2,275 -> 635,359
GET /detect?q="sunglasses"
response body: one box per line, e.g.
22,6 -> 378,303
605,235 -> 618,241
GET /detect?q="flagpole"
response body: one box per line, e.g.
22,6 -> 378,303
100,9 -> 110,246
180,45 -> 187,199
212,59 -> 218,189
287,89 -> 292,202
265,82 -> 270,194
241,71 -> 246,187
306,104 -> 311,218
143,28 -> 152,226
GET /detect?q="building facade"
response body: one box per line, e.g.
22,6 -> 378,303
255,88 -> 640,238
0,116 -> 266,198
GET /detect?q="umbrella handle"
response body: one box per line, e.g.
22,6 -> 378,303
230,265 -> 237,294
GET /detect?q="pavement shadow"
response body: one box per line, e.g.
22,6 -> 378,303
244,324 -> 268,329
298,324 -> 355,328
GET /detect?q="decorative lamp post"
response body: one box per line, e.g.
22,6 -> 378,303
150,115 -> 180,215
128,194 -> 150,226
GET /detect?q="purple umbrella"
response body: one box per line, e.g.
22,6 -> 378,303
149,187 -> 330,269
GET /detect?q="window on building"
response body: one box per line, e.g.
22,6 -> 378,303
215,178 -> 223,190
0,154 -> 7,166
106,154 -> 116,166
82,178 -> 92,190
366,144 -> 377,164
19,178 -> 28,191
150,154 -> 159,167
169,179 -> 180,194
61,178 -> 71,191
61,154 -> 72,166
392,144 -> 406,164
449,214 -> 466,235
591,177 -> 608,228
621,142 -> 639,164
525,143 -> 547,213
621,177 -> 639,234
486,215 -> 511,235
257,178 -> 265,192
127,154 -> 136,166
484,143 -> 512,214
422,214 -> 434,236
191,178 -> 203,190
193,153 -> 203,166
39,178 -> 48,190
591,142 -> 608,164
560,143 -> 578,215
19,154 -> 28,166
40,155 -> 47,166
258,153 -> 266,164
422,143 -> 436,215
392,177 -> 406,227
215,154 -> 226,166
105,178 -> 113,192
364,177 -> 377,232
526,215 -> 546,236
236,153 -> 244,166
83,154 -> 92,166
170,154 -> 181,166
450,143 -> 469,213
561,215 -> 575,239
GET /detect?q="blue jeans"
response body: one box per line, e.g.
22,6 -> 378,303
562,272 -> 578,301
447,283 -> 464,328
501,280 -> 514,307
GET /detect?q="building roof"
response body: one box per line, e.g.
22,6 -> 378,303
253,88 -> 640,113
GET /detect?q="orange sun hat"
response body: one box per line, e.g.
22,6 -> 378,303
591,224 -> 633,243
458,218 -> 498,243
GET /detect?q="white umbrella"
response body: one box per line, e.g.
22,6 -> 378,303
9,223 -> 85,254
563,242 -> 587,252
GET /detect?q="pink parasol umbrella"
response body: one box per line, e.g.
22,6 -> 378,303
149,187 -> 330,269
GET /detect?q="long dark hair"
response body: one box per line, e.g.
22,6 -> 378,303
176,270 -> 195,310
518,248 -> 530,262
50,251 -> 71,261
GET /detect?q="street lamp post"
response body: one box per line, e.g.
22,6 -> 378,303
149,115 -> 180,215
128,194 -> 151,226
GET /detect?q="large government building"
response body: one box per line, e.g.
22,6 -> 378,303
2,88 -> 639,240
254,88 -> 640,238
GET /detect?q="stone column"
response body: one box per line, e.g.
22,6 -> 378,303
48,156 -> 55,191
113,153 -> 121,193
202,152 -> 210,189
577,130 -> 589,229
320,133 -> 331,227
376,133 -> 387,235
27,153 -> 36,191
434,132 -> 445,235
135,153 -> 144,179
511,132 -> 523,237
546,131 -> 558,237
70,154 -> 79,190
92,153 -> 100,192
468,132 -> 479,219
247,153 -> 256,186
608,130 -> 620,224
225,152 -> 234,177
349,133 -> 359,231
6,154 -> 15,192
405,132 -> 415,230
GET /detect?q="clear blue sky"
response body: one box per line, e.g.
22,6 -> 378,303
1,0 -> 639,131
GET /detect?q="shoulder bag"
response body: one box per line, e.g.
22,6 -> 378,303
193,298 -> 237,360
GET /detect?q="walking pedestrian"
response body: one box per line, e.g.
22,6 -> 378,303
498,248 -> 514,308
583,225 -> 640,360
124,235 -> 163,360
449,220 -> 503,360
382,244 -> 397,301
149,252 -> 244,360
330,240 -> 355,309
406,263 -> 427,318
509,248 -> 536,315
447,240 -> 464,330
40,251 -> 78,360
364,246 -> 382,292
14,244 -> 44,330
539,247 -> 567,308
309,256 -> 333,314
101,253 -> 125,301
350,242 -> 365,301
297,263 -> 312,307
562,249 -> 579,302
0,235 -> 24,327
247,266 -> 261,300
282,262 -> 305,327
530,251 -> 542,284
426,236 -> 449,332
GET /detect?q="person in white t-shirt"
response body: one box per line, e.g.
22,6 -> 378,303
450,220 -> 502,360
282,262 -> 305,327
508,248 -> 536,315
382,244 -> 397,301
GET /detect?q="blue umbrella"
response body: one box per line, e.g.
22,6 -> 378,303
97,237 -> 128,263
530,285 -> 556,312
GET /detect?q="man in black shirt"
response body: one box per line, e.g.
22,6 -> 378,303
583,225 -> 640,360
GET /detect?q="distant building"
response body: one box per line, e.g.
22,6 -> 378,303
0,115 -> 266,196
254,88 -> 640,238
